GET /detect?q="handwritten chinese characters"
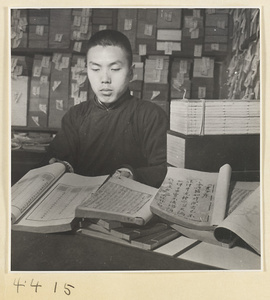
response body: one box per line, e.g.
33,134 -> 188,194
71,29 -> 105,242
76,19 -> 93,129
154,177 -> 216,223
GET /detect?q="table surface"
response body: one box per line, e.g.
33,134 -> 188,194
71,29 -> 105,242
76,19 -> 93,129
11,230 -> 220,271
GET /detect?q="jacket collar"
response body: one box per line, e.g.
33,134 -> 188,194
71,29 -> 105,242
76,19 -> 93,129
94,89 -> 132,111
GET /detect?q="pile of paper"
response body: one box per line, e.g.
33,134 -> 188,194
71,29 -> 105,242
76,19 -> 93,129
170,99 -> 260,135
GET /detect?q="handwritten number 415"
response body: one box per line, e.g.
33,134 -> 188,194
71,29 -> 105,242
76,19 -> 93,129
13,278 -> 75,295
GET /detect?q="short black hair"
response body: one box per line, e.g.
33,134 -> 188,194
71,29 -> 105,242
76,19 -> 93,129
87,29 -> 133,66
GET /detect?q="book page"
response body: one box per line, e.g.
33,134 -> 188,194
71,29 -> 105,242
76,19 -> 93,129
76,175 -> 158,225
215,186 -> 260,255
150,164 -> 231,230
11,162 -> 66,223
12,173 -> 108,232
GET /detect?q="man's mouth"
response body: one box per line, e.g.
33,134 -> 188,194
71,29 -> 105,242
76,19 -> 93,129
100,89 -> 113,96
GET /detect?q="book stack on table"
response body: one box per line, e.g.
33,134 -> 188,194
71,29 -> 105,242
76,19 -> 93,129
79,219 -> 180,251
170,99 -> 260,135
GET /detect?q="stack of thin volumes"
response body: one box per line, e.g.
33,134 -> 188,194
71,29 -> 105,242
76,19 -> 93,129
170,99 -> 260,135
79,219 -> 180,251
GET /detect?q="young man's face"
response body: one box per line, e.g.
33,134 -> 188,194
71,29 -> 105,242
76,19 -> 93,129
87,45 -> 132,104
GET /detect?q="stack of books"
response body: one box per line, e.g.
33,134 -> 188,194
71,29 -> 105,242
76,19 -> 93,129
69,55 -> 89,109
192,57 -> 215,99
204,9 -> 230,54
136,9 -> 157,54
117,9 -> 138,52
79,219 -> 180,250
28,9 -> 50,49
49,9 -> 72,49
48,53 -> 71,128
70,8 -> 92,53
170,99 -> 260,135
170,58 -> 192,99
28,55 -> 52,128
11,9 -> 28,49
91,8 -> 114,37
129,55 -> 144,99
143,55 -> 170,114
181,9 -> 204,56
11,56 -> 32,126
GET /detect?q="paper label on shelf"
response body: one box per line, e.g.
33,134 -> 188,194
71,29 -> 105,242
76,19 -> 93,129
151,91 -> 161,100
71,69 -> 79,80
71,83 -> 80,97
77,57 -> 86,68
52,81 -> 61,91
11,28 -> 17,39
39,104 -> 47,114
179,60 -> 188,73
13,9 -> 21,19
31,116 -> 40,127
164,41 -> 173,55
14,65 -> 23,76
217,20 -> 226,29
36,25 -> 44,36
80,23 -> 89,34
194,44 -> 202,57
12,36 -> 21,49
144,24 -> 153,36
33,66 -> 42,77
40,75 -> 48,84
191,28 -> 199,39
193,10 -> 201,18
19,16 -> 28,28
32,86 -> 40,97
56,100 -> 64,111
13,91 -> 22,103
82,8 -> 91,17
78,75 -> 87,86
153,69 -> 161,82
72,30 -> 81,40
211,43 -> 220,51
156,58 -> 164,70
198,86 -> 206,98
74,97 -> 81,105
54,33 -> 63,42
124,19 -> 133,31
73,41 -> 82,52
61,56 -> 70,69
41,56 -> 50,69
52,53 -> 62,64
130,73 -> 138,82
164,11 -> 173,22
185,16 -> 196,29
176,72 -> 185,85
80,91 -> 88,102
201,57 -> 211,76
73,15 -> 82,27
11,57 -> 18,69
99,25 -> 107,31
139,44 -> 147,56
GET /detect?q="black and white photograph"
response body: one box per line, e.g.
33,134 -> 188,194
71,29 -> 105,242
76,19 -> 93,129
9,7 -> 261,274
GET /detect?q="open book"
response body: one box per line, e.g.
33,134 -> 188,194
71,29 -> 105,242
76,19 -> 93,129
11,163 -> 158,233
150,166 -> 260,254
75,175 -> 158,225
11,163 -> 108,233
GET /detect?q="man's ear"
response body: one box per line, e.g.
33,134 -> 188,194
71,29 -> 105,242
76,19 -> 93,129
129,64 -> 134,81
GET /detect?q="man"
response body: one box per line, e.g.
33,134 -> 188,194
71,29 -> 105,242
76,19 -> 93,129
48,29 -> 168,188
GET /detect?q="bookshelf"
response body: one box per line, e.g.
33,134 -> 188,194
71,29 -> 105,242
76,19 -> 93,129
11,8 -> 237,132
10,8 -> 260,183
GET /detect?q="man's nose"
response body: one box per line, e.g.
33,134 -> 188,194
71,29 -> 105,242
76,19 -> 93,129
101,70 -> 111,83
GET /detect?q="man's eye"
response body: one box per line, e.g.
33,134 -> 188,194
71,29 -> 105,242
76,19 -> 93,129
111,68 -> 120,71
91,68 -> 100,72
